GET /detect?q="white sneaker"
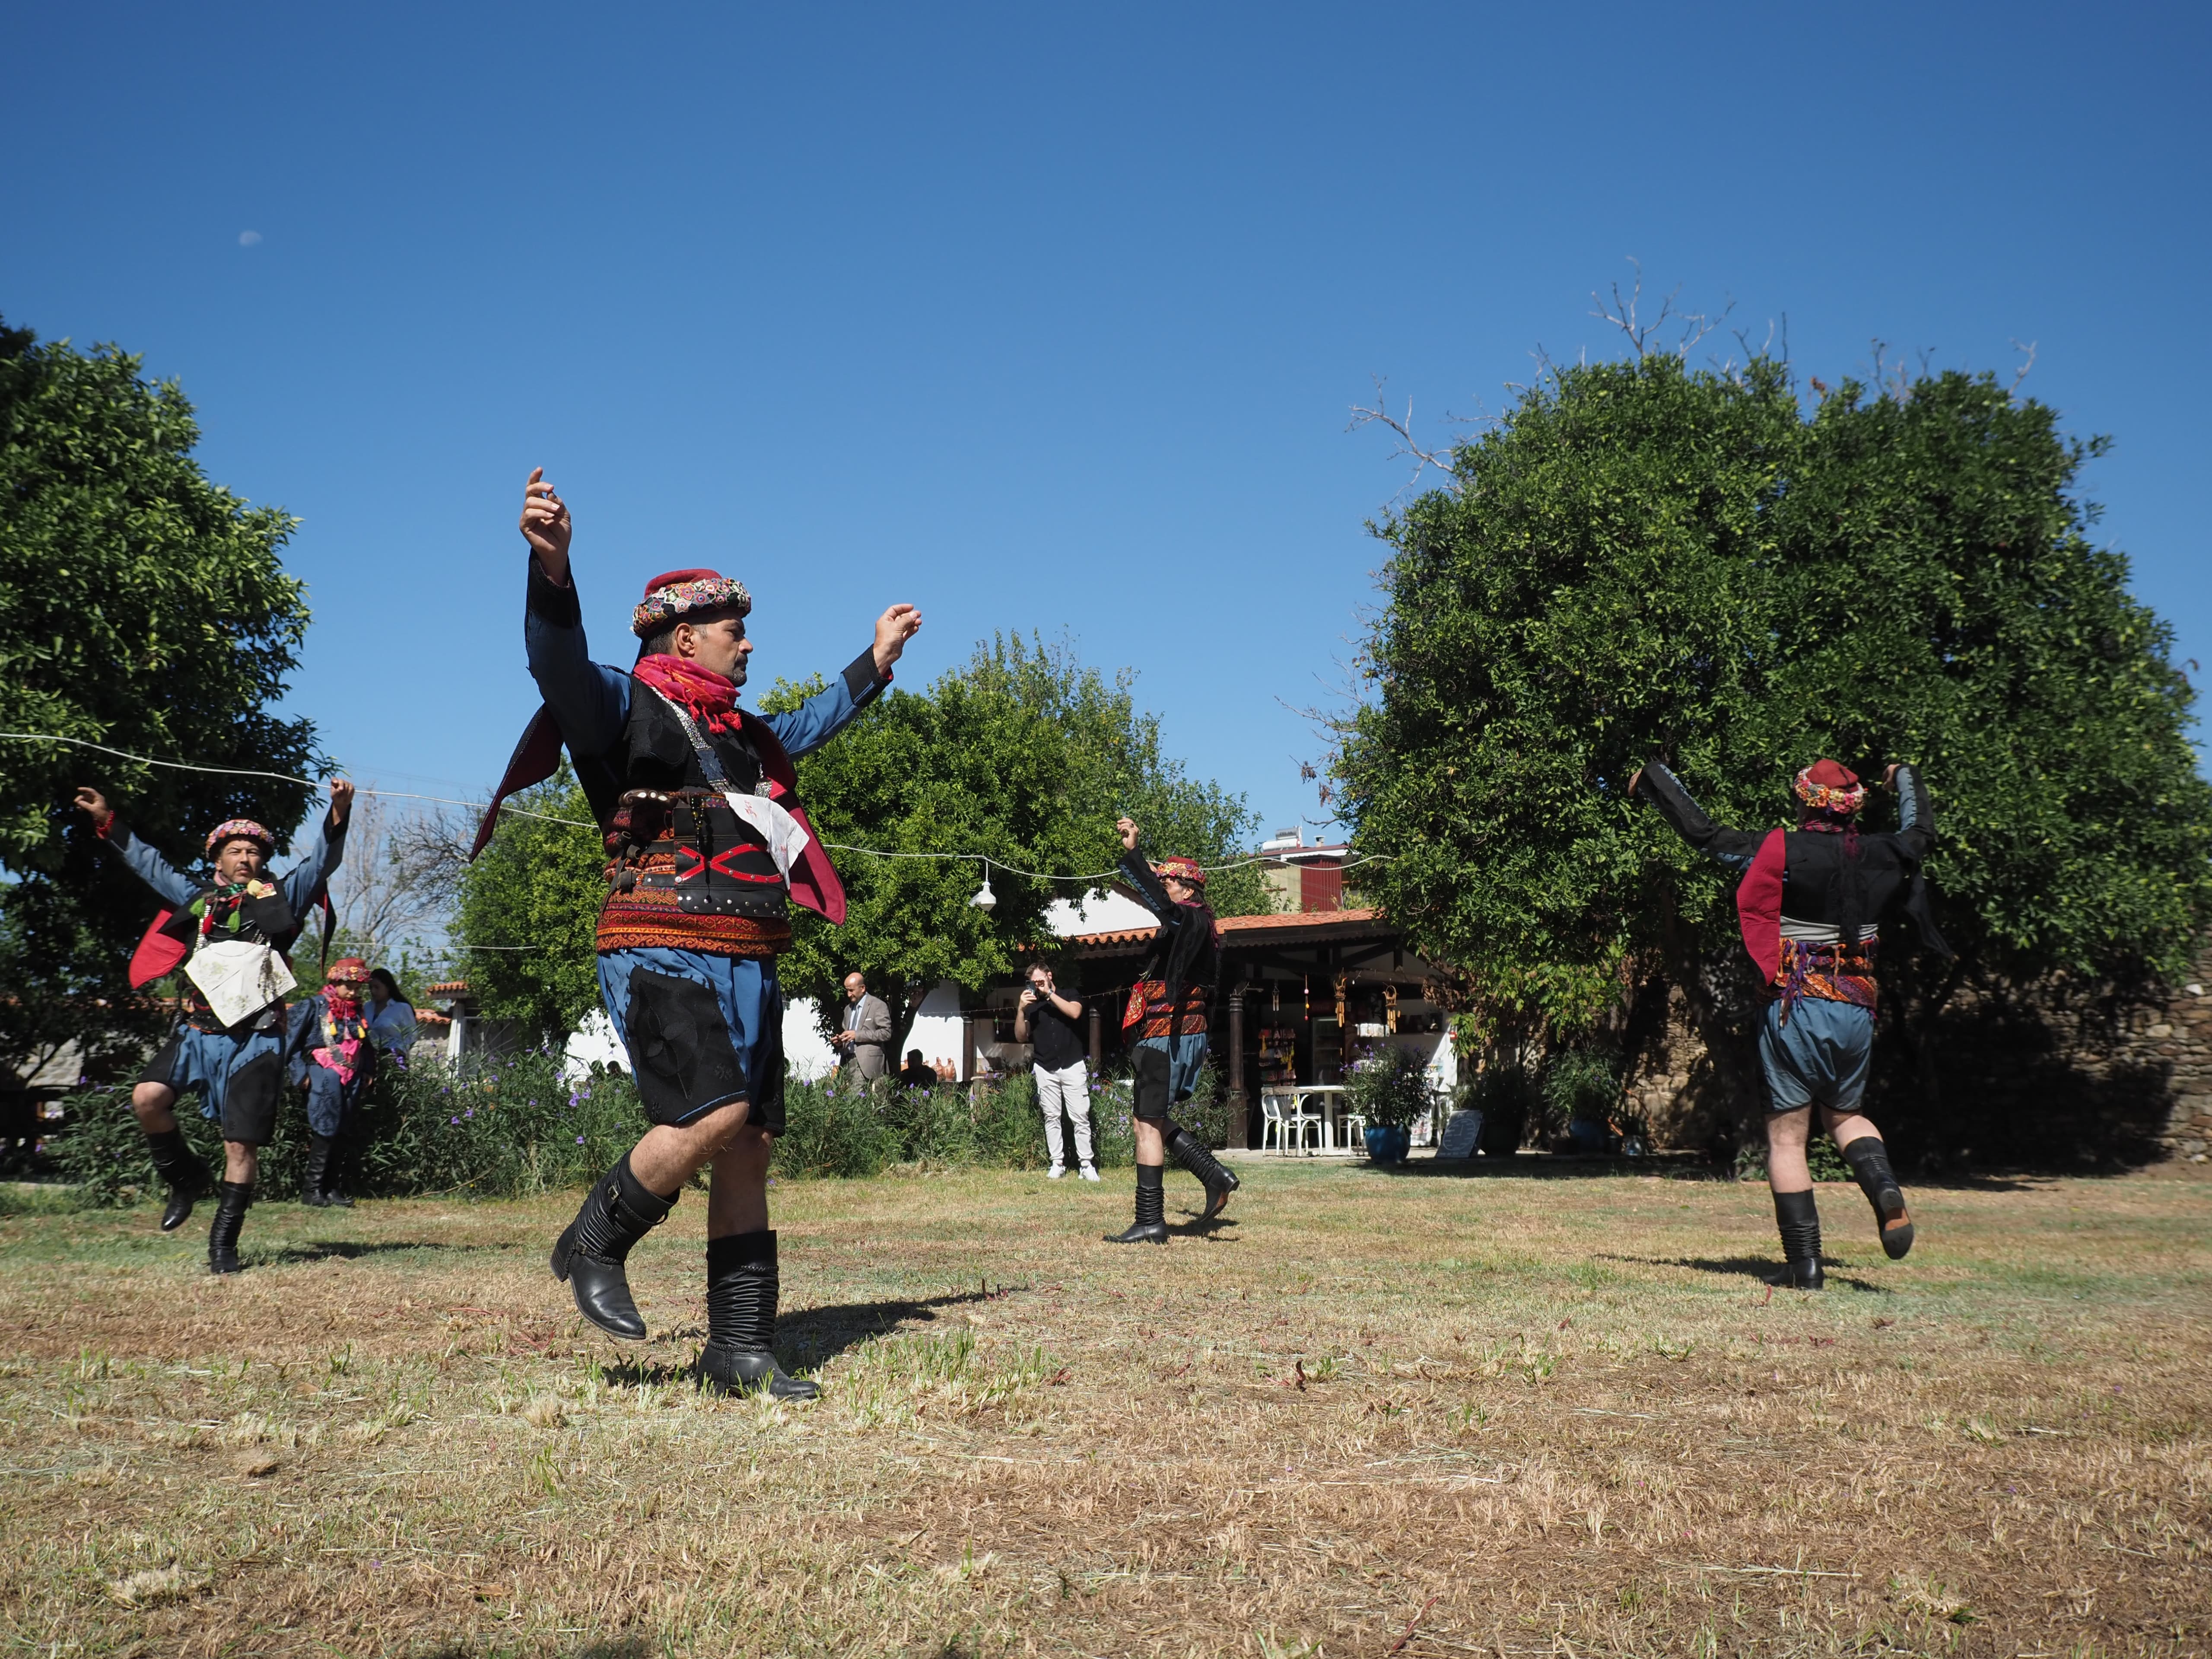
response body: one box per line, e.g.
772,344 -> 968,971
1046,1165 -> 1066,1180
1079,1165 -> 1101,1182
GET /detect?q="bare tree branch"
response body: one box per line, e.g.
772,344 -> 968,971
1348,374 -> 1463,497
327,787 -> 470,963
2010,338 -> 2038,392
1590,258 -> 1730,361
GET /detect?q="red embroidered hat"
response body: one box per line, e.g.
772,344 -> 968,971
204,818 -> 275,856
325,956 -> 371,987
1793,760 -> 1866,815
632,568 -> 753,637
1151,855 -> 1208,887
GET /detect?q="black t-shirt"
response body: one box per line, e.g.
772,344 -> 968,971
1025,993 -> 1085,1070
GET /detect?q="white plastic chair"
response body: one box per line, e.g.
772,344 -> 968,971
1335,1107 -> 1368,1151
1261,1091 -> 1320,1153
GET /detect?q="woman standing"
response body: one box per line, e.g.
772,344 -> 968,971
365,968 -> 419,1061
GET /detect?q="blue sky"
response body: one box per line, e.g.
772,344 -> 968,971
6,1 -> 2206,841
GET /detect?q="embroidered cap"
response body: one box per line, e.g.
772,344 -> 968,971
204,818 -> 275,856
325,956 -> 371,987
631,567 -> 753,638
1793,759 -> 1866,816
1151,855 -> 1208,888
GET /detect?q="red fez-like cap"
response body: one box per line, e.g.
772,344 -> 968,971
642,568 -> 722,598
1803,759 -> 1859,788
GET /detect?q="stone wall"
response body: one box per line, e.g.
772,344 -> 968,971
1620,943 -> 2212,1170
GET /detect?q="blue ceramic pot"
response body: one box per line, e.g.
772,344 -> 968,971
1364,1124 -> 1411,1164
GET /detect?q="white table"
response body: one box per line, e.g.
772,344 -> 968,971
1265,1084 -> 1353,1153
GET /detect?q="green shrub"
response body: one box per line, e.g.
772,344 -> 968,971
1347,1044 -> 1438,1130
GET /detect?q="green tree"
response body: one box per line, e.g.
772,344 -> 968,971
0,319 -> 320,1082
452,767 -> 602,1044
766,633 -> 1264,1033
1337,345 -> 2212,1127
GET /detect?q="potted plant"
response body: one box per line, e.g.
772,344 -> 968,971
1347,1044 -> 1434,1165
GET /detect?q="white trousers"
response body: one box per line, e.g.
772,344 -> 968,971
1033,1060 -> 1094,1169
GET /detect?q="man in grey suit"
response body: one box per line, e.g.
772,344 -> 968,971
833,972 -> 893,1085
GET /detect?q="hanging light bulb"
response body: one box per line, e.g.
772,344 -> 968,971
969,863 -> 998,910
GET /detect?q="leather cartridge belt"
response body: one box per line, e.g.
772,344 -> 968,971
605,788 -> 786,921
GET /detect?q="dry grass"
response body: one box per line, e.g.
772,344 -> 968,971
2,1157 -> 2207,1657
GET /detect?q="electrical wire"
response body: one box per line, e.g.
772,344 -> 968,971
1,731 -> 1392,879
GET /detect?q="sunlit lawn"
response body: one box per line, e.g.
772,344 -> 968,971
2,1154 -> 2206,1656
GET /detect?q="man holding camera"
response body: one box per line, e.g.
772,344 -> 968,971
1016,962 -> 1097,1181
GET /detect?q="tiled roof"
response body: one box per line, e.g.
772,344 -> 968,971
424,980 -> 470,997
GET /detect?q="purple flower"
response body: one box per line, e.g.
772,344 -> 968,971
449,1116 -> 460,1126
574,1135 -> 585,1144
464,1108 -> 474,1119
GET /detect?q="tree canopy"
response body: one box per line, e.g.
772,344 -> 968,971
1336,350 -> 2212,1048
0,319 -> 320,1080
452,767 -> 603,1044
767,633 -> 1263,1029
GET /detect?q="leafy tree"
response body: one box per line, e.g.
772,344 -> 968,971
451,767 -> 602,1044
1337,346 -> 2212,1132
764,632 -> 1263,1035
0,319 -> 320,1083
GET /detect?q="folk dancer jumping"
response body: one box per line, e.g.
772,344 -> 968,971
73,781 -> 353,1273
292,955 -> 378,1208
1631,758 -> 1948,1287
484,468 -> 919,1398
1105,815 -> 1240,1243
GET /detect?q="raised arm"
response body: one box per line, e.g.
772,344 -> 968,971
1889,763 -> 1936,863
755,604 -> 920,759
1632,762 -> 1769,873
102,822 -> 200,907
278,782 -> 354,915
518,470 -> 632,756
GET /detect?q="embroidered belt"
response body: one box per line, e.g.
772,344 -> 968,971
1772,938 -> 1879,1025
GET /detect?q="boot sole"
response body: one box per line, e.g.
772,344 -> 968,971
1104,1230 -> 1170,1244
1881,1218 -> 1915,1260
572,1290 -> 651,1342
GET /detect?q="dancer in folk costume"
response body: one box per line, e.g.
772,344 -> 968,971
1631,758 -> 1949,1287
484,468 -> 919,1398
1104,816 -> 1239,1244
291,955 -> 378,1208
73,781 -> 353,1273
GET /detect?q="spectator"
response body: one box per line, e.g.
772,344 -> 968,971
1016,962 -> 1097,1181
365,968 -> 418,1060
898,1049 -> 936,1089
831,972 -> 892,1086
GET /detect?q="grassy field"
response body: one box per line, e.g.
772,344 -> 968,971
2,1156 -> 2206,1658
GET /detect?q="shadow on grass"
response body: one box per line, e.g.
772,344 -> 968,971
261,1239 -> 509,1264
595,1288 -> 1020,1385
1361,1154 -> 1727,1181
1600,1252 -> 1898,1295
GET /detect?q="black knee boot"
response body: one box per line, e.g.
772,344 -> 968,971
1771,1188 -> 1824,1290
550,1152 -> 677,1341
322,1129 -> 358,1208
208,1180 -> 253,1275
1839,1135 -> 1914,1260
1106,1163 -> 1168,1244
696,1231 -> 820,1401
1165,1122 -> 1240,1222
300,1135 -> 335,1207
145,1127 -> 210,1232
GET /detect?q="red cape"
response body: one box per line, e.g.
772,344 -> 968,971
1735,827 -> 1787,985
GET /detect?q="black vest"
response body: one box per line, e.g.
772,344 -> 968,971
601,685 -> 789,923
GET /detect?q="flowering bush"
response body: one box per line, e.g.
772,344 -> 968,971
1347,1043 -> 1439,1130
47,1047 -> 643,1204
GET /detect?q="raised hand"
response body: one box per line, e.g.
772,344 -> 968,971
519,467 -> 572,583
1116,816 -> 1139,852
872,603 -> 923,676
73,786 -> 112,828
328,779 -> 356,825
